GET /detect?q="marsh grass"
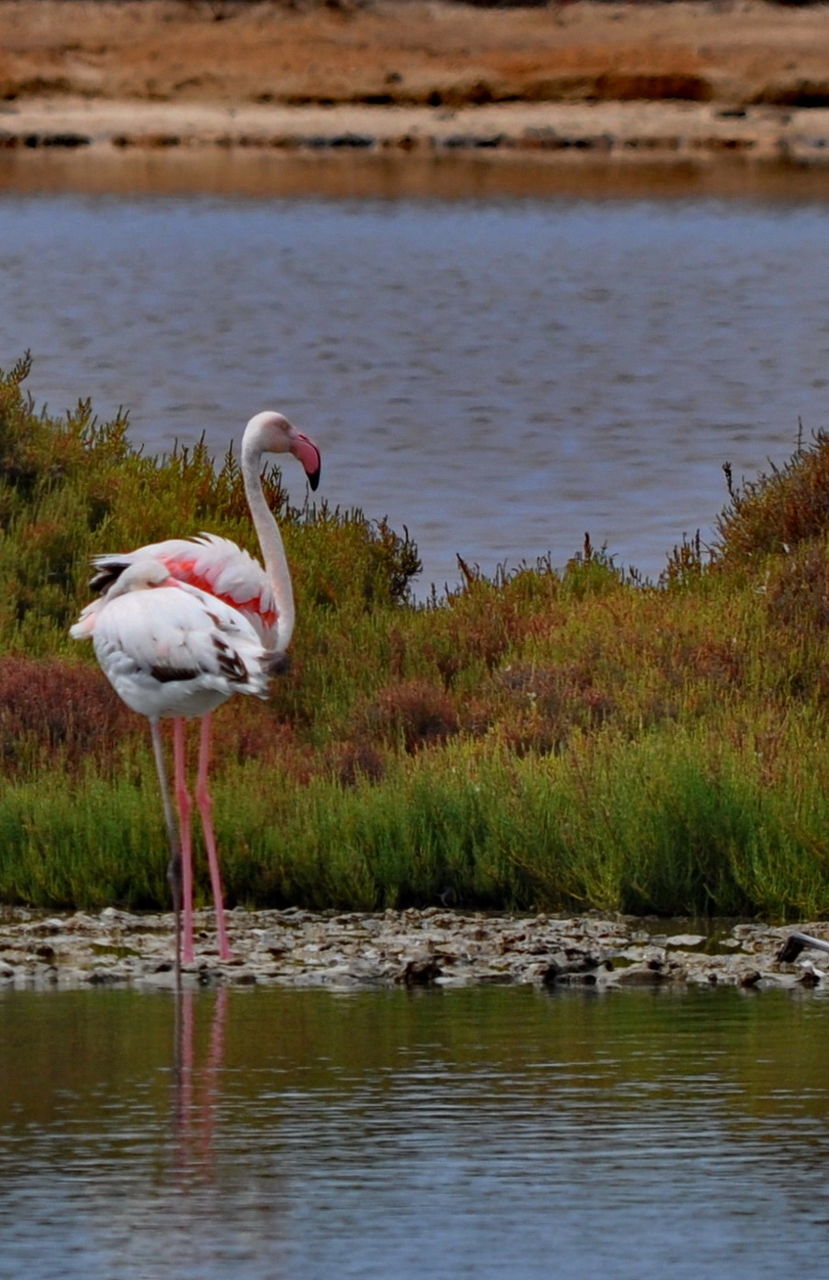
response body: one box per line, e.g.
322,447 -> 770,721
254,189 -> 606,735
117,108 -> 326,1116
3,356 -> 829,919
0,770 -> 169,909
5,721 -> 829,919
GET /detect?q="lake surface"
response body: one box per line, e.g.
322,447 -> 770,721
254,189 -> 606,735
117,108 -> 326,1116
2,156 -> 829,1279
1,156 -> 828,594
2,982 -> 829,1280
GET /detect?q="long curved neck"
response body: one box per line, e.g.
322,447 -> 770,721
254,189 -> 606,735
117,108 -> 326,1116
241,440 -> 295,652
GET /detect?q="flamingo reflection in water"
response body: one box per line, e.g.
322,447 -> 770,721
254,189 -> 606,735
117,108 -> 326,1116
171,987 -> 229,1187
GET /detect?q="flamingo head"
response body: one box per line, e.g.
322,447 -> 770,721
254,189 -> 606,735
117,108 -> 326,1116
244,411 -> 322,491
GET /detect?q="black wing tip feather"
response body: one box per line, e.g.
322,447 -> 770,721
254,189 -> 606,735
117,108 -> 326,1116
213,637 -> 251,685
90,561 -> 129,594
149,664 -> 201,684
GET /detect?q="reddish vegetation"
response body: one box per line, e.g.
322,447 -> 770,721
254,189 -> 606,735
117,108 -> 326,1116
0,657 -> 134,771
361,678 -> 460,753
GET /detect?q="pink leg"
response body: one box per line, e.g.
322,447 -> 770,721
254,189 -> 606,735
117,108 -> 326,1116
150,719 -> 182,983
173,718 -> 195,965
195,715 -> 231,961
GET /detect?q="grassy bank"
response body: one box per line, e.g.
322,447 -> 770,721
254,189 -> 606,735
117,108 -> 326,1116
2,354 -> 829,919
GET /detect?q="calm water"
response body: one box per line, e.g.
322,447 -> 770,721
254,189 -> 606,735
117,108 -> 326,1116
2,983 -> 829,1280
2,169 -> 829,592
2,160 -> 829,1275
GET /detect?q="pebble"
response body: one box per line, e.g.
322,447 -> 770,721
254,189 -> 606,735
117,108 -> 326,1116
0,909 -> 824,993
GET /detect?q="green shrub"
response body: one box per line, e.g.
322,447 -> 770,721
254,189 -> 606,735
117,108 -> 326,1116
4,356 -> 829,920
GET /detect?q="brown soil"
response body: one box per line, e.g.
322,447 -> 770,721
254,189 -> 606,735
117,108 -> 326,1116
2,0 -> 829,111
1,3 -> 829,174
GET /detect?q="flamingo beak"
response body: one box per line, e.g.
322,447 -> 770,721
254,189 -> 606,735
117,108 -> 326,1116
291,432 -> 322,491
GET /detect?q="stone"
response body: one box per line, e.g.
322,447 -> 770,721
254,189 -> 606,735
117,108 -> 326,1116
0,908 -> 821,994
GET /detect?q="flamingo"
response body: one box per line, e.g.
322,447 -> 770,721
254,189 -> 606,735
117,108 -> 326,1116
73,411 -> 322,969
88,412 -> 322,655
71,558 -> 272,974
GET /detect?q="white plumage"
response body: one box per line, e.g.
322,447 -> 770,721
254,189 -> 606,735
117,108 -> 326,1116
72,559 -> 271,720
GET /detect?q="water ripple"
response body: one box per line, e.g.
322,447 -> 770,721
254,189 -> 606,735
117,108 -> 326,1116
1,193 -> 827,592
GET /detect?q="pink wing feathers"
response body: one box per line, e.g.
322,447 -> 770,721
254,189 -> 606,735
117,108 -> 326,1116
90,534 -> 279,645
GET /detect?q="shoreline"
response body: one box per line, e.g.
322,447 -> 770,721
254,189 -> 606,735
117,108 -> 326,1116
3,96 -> 829,168
4,1 -> 829,183
4,95 -> 829,204
0,906 -> 825,994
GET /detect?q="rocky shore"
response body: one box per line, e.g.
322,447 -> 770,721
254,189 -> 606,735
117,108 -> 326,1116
1,906 -> 826,994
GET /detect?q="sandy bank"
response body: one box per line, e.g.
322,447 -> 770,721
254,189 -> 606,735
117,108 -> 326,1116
2,2 -> 829,165
3,94 -> 829,166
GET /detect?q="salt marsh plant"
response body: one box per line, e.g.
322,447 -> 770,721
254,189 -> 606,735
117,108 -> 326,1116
2,353 -> 829,920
